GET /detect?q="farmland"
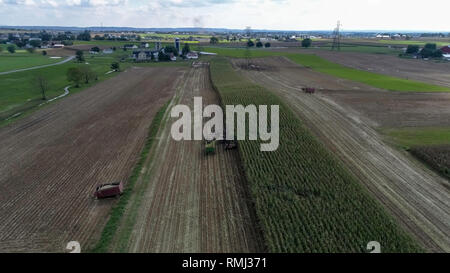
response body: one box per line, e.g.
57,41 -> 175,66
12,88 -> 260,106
199,47 -> 450,92
209,57 -> 421,253
0,66 -> 184,252
284,49 -> 450,87
95,62 -> 264,253
232,56 -> 450,252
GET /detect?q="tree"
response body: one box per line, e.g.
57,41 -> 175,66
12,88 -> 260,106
111,62 -> 120,71
247,39 -> 255,47
265,42 -> 271,48
90,46 -> 100,53
420,48 -> 433,58
256,41 -> 263,48
431,49 -> 443,58
42,50 -> 47,56
164,45 -> 179,56
79,66 -> 96,84
29,40 -> 42,48
210,37 -> 219,44
33,75 -> 49,100
26,47 -> 36,53
77,30 -> 91,41
136,35 -> 141,41
0,46 -> 2,53
158,51 -> 170,61
75,50 -> 84,62
406,45 -> 419,54
424,43 -> 437,50
7,45 -> 15,53
182,43 -> 190,56
302,38 -> 312,48
67,67 -> 83,87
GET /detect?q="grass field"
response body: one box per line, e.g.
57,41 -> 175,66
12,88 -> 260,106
375,39 -> 449,47
0,53 -> 65,72
210,57 -> 421,252
382,127 -> 450,149
200,47 -> 450,92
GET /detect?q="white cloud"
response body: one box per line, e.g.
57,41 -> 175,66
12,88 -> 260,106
0,0 -> 449,31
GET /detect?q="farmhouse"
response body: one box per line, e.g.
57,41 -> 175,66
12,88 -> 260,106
132,50 -> 158,61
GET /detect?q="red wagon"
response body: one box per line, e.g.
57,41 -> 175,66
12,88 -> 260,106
94,182 -> 123,199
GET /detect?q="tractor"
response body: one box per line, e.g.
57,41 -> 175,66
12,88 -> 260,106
205,139 -> 216,155
302,87 -> 316,94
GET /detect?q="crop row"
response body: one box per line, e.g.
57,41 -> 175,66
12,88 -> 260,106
209,57 -> 421,253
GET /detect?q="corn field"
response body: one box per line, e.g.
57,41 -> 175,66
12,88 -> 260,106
209,57 -> 421,253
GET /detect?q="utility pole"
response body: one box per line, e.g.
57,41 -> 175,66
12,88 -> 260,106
331,21 -> 341,51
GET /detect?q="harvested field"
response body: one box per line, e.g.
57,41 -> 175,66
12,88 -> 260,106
241,57 -> 450,128
0,66 -> 184,252
276,48 -> 450,87
232,57 -> 450,252
106,62 -> 264,253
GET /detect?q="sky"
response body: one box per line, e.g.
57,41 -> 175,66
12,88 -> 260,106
0,0 -> 449,32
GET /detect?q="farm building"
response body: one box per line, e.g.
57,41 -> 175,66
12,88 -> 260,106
103,48 -> 113,54
186,52 -> 199,59
52,44 -> 64,48
132,50 -> 158,61
124,44 -> 138,49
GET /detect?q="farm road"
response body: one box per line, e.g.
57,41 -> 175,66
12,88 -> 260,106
234,57 -> 450,252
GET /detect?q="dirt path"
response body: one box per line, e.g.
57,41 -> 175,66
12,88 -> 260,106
109,63 -> 264,253
0,66 -> 183,252
233,57 -> 450,252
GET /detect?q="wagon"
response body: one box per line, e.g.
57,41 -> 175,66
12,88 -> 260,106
94,182 -> 123,199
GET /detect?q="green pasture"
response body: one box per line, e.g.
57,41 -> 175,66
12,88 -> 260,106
382,127 -> 450,149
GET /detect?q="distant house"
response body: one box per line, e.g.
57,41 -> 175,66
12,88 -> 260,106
29,38 -> 42,41
140,42 -> 149,48
186,52 -> 199,59
124,44 -> 138,49
170,53 -> 176,61
52,44 -> 64,48
440,46 -> 450,54
443,54 -> 450,61
132,50 -> 158,61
